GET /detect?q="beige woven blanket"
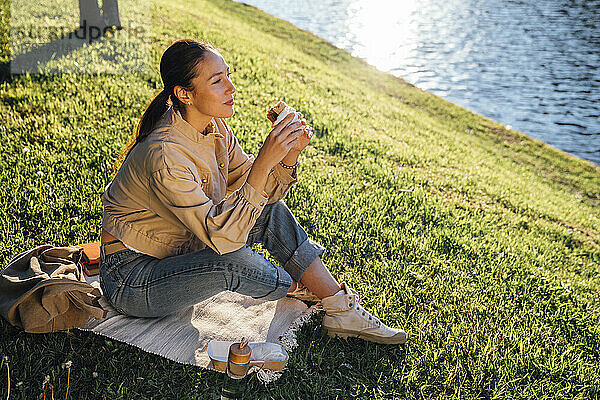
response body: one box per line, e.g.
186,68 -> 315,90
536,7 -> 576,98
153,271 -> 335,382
78,275 -> 315,380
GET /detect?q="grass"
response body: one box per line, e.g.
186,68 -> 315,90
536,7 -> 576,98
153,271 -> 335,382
1,0 -> 599,398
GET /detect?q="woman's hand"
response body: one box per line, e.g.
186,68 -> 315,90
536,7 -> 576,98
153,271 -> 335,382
255,112 -> 305,170
289,112 -> 313,153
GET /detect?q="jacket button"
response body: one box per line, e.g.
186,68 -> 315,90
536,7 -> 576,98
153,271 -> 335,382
201,178 -> 208,183
259,202 -> 265,206
219,163 -> 225,168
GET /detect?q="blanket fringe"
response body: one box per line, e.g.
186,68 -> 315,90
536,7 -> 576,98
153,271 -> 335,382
277,303 -> 320,354
249,304 -> 321,384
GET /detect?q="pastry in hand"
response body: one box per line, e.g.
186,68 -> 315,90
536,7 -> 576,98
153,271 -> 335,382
267,100 -> 313,138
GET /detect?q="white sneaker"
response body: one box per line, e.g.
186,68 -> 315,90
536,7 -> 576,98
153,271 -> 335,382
321,283 -> 407,344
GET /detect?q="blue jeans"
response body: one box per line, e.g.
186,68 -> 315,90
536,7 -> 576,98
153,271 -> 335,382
99,200 -> 326,317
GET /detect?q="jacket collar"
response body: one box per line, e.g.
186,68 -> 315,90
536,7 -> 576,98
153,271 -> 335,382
168,107 -> 224,142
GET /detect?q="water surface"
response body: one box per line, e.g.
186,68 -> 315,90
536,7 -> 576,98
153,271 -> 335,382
236,0 -> 600,165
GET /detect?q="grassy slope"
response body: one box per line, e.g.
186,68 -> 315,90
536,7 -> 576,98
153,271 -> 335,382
1,0 -> 600,398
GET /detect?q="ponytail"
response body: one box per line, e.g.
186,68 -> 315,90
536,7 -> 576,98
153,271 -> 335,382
114,39 -> 217,170
138,89 -> 171,139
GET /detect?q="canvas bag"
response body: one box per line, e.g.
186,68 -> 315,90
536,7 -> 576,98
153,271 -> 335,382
0,245 -> 107,333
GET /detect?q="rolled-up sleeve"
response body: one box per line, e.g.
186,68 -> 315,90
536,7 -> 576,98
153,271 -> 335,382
150,166 -> 268,255
226,129 -> 298,204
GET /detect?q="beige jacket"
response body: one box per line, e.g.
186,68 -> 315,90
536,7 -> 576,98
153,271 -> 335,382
0,245 -> 107,333
101,107 -> 298,258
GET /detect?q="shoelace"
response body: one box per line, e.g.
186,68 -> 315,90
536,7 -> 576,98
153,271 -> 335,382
351,297 -> 381,326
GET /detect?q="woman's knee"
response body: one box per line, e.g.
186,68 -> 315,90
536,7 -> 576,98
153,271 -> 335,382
267,200 -> 302,228
262,200 -> 290,217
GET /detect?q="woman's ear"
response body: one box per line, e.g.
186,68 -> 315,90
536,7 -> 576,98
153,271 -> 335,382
173,85 -> 192,105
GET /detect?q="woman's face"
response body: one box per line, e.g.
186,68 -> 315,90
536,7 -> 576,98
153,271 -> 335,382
187,50 -> 236,119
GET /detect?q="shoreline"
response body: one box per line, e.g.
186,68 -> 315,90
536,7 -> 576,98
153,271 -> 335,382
234,0 -> 600,168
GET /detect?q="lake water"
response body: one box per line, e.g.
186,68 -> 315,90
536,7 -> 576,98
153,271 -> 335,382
234,0 -> 600,166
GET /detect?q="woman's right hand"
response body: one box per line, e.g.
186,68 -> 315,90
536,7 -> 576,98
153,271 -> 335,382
255,112 -> 305,169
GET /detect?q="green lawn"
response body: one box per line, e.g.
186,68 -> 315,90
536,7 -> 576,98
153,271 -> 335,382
1,0 -> 600,398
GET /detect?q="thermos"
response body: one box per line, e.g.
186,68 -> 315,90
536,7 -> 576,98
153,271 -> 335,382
220,338 -> 251,400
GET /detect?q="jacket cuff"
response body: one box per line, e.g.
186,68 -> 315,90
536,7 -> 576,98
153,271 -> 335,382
241,181 -> 269,209
271,162 -> 298,186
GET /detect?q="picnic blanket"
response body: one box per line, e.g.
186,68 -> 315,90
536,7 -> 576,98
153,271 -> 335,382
78,274 -> 317,382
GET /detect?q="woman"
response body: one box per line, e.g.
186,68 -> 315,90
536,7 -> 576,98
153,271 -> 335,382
99,39 -> 406,345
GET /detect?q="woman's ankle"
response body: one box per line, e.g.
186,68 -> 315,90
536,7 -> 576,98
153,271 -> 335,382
287,281 -> 299,294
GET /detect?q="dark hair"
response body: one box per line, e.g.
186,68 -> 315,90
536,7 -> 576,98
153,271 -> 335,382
116,39 -> 217,166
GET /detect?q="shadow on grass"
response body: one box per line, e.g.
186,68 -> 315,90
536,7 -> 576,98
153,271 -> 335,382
259,314 -> 410,399
1,310 -> 410,398
0,25 -> 117,82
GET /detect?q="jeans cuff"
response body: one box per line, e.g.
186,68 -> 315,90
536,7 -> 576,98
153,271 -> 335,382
284,237 -> 326,282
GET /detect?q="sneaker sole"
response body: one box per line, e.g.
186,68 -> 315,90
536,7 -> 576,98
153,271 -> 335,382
326,328 -> 407,345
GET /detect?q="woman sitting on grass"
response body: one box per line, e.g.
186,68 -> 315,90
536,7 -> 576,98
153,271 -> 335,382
99,39 -> 406,345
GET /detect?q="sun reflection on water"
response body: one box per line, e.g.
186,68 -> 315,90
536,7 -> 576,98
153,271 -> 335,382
343,0 -> 420,71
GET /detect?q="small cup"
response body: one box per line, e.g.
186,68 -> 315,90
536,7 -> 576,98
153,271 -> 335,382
227,340 -> 251,378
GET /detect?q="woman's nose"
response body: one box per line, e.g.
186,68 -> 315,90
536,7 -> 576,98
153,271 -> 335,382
227,79 -> 236,94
